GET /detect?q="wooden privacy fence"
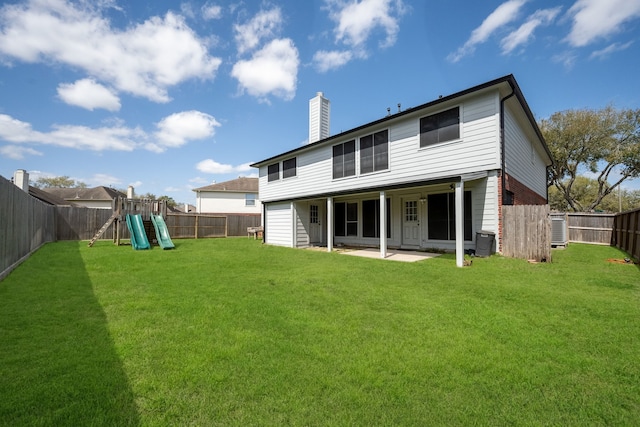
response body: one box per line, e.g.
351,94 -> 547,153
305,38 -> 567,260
501,204 -> 551,262
612,207 -> 640,261
53,208 -> 261,240
0,176 -> 56,280
550,212 -> 614,245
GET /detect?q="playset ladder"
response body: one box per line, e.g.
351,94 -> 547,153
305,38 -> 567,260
88,213 -> 118,247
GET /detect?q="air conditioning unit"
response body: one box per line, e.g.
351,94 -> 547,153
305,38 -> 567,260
551,217 -> 568,247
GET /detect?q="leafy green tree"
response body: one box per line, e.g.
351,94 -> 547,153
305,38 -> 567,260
33,176 -> 87,189
540,106 -> 640,211
549,176 -> 640,212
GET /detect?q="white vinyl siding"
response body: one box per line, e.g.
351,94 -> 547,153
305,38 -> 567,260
295,203 -> 310,248
503,106 -> 548,198
265,203 -> 293,247
197,191 -> 261,214
258,92 -> 501,203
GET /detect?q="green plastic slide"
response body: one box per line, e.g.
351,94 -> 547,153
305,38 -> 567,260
125,214 -> 150,250
151,214 -> 175,250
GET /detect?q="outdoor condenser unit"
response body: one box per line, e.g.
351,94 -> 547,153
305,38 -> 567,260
551,217 -> 568,247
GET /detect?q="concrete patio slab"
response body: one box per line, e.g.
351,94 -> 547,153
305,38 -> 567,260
340,248 -> 441,262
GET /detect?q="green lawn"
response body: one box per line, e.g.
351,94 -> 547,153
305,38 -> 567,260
0,239 -> 638,426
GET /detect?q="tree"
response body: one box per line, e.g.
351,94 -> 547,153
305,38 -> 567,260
33,175 -> 87,189
549,176 -> 640,212
540,106 -> 640,212
137,192 -> 177,208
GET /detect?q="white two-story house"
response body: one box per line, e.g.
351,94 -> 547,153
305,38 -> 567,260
251,75 -> 553,266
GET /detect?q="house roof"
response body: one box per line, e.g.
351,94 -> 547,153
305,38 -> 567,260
251,74 -> 553,167
28,186 -> 75,206
193,177 -> 258,193
42,186 -> 126,201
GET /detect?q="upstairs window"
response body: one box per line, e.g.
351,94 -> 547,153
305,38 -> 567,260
268,163 -> 280,182
420,107 -> 460,147
245,193 -> 256,206
283,158 -> 297,179
332,140 -> 356,179
360,129 -> 388,174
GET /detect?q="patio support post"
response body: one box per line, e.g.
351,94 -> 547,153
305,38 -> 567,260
380,191 -> 387,258
455,181 -> 464,267
327,197 -> 333,253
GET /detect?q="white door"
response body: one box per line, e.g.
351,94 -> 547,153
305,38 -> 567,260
402,199 -> 420,247
309,204 -> 321,244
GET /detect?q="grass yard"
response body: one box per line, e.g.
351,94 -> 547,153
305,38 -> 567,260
0,239 -> 638,426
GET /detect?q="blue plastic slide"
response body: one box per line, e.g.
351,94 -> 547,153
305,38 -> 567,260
126,214 -> 151,250
151,214 -> 175,250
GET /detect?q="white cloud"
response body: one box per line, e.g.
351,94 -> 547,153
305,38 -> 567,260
202,3 -> 222,20
589,41 -> 634,59
231,38 -> 299,101
234,7 -> 283,55
0,111 -> 217,153
57,78 -> 121,111
552,51 -> 578,69
501,7 -> 561,54
88,173 -> 122,187
329,0 -> 405,48
0,0 -> 221,103
566,0 -> 640,47
151,111 -> 221,152
0,145 -> 43,159
313,50 -> 353,72
193,159 -> 253,174
317,0 -> 406,71
447,0 -> 528,62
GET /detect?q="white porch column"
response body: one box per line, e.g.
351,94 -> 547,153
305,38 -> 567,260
455,181 -> 464,267
380,191 -> 387,258
327,197 -> 333,252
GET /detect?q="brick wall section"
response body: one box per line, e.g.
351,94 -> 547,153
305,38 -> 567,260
504,173 -> 547,205
496,172 -> 548,252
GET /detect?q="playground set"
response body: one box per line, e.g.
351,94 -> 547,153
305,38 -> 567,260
88,196 -> 175,250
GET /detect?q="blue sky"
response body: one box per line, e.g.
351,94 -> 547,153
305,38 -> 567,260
1,0 -> 640,204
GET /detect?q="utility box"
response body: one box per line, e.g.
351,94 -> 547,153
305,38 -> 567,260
475,230 -> 495,257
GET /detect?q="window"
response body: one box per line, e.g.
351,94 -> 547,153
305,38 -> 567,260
404,201 -> 418,222
427,191 -> 472,241
362,199 -> 391,238
310,205 -> 318,224
334,202 -> 358,237
360,130 -> 388,174
332,140 -> 356,179
283,157 -> 297,178
268,163 -> 280,182
420,107 -> 460,147
245,193 -> 256,206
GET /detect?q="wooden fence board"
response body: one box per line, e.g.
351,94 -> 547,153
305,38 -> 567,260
502,205 -> 551,262
612,208 -> 640,261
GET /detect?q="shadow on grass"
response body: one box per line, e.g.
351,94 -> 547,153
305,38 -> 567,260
0,242 -> 139,426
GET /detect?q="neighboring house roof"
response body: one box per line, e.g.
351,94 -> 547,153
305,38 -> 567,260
42,186 -> 126,201
28,186 -> 75,206
193,177 -> 258,193
169,204 -> 197,213
251,74 -> 553,167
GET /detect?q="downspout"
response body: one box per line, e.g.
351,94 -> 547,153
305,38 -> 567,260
500,83 -> 516,204
499,83 -> 516,254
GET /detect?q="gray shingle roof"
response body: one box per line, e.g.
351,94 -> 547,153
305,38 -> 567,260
193,177 -> 258,193
42,186 -> 126,201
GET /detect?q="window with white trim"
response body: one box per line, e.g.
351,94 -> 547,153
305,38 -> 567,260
332,140 -> 356,179
245,193 -> 256,206
283,157 -> 297,178
360,129 -> 388,174
268,163 -> 279,182
420,107 -> 460,147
